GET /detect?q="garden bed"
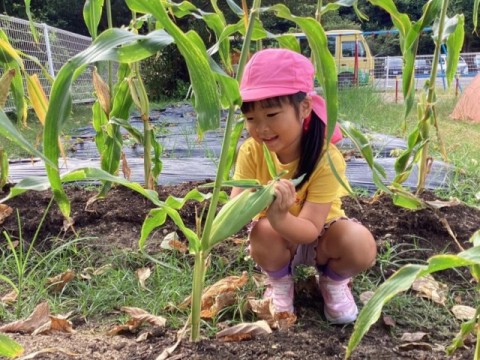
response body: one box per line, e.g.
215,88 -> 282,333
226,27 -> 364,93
1,182 -> 479,359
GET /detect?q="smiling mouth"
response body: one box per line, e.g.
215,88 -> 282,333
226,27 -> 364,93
262,136 -> 278,143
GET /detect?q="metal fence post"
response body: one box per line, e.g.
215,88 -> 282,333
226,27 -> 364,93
43,23 -> 55,77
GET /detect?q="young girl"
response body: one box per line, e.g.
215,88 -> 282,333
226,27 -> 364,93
231,48 -> 377,324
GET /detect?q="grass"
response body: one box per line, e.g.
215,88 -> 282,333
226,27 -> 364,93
338,85 -> 480,206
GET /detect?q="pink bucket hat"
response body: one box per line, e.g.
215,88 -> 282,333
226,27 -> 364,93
240,48 -> 342,143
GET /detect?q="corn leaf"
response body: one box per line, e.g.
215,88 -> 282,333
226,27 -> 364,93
126,0 -> 221,137
0,110 -> 53,166
262,143 -> 277,180
444,15 -> 464,88
139,209 -> 168,250
340,122 -> 389,193
346,245 -> 480,358
267,4 -> 338,144
392,192 -> 424,210
26,74 -> 49,125
474,0 -> 479,31
222,117 -> 245,180
0,333 -> 23,358
83,0 -> 105,39
0,148 -> 8,188
43,28 -> 173,219
24,0 -> 39,43
321,0 -> 367,21
0,31 -> 27,124
367,0 -> 411,50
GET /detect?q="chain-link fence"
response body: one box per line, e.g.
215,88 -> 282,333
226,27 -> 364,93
372,53 -> 480,96
1,14 -> 94,112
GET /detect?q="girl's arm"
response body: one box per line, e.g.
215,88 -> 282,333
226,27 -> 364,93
230,186 -> 244,199
267,179 -> 330,244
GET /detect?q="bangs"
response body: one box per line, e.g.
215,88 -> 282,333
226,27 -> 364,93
240,92 -> 306,113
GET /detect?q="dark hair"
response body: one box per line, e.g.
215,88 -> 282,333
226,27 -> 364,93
240,92 -> 325,190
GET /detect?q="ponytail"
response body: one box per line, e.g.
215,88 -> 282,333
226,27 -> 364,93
294,110 -> 325,190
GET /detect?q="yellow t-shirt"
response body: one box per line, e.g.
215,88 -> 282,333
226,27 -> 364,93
233,137 -> 348,222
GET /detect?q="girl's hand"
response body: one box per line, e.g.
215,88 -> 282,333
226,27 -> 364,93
266,179 -> 296,220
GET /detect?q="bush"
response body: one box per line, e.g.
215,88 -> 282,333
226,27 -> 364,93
141,44 -> 190,101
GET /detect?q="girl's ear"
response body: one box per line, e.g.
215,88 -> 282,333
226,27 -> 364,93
300,95 -> 313,119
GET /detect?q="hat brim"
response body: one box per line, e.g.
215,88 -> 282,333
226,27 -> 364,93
240,87 -> 301,102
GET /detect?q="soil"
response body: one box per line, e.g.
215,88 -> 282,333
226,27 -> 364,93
1,182 -> 480,359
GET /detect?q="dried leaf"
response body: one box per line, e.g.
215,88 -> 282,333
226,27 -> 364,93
136,267 -> 151,289
248,297 -> 275,325
216,320 -> 272,342
201,291 -> 236,319
17,347 -> 79,360
121,152 -> 131,181
382,315 -> 396,328
107,321 -> 140,336
425,199 -> 461,209
398,342 -> 433,351
1,290 -> 18,305
247,298 -> 296,329
93,67 -> 111,114
0,302 -> 50,334
0,69 -> 16,108
359,291 -> 375,305
251,273 -> 268,289
32,316 -> 75,335
46,270 -> 75,293
121,307 -> 166,328
201,272 -> 248,311
136,331 -> 150,342
80,264 -> 112,279
160,232 -> 188,253
411,275 -> 448,305
400,332 -> 429,342
0,204 -> 13,225
451,305 -> 476,320
274,311 -> 297,330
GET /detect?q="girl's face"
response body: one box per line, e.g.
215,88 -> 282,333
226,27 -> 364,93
243,97 -> 312,164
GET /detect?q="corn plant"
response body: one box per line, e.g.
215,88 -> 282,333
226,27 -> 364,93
346,230 -> 480,359
369,0 -> 463,194
0,334 -> 23,358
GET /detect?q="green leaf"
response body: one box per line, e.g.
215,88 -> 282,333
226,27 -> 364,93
43,28 -> 174,219
471,229 -> 480,247
262,142 -> 277,179
445,15 -> 464,88
0,110 -> 54,166
139,208 -> 167,250
126,0 -> 221,137
340,121 -> 390,193
0,333 -> 23,358
346,264 -> 425,358
267,4 -> 338,144
24,0 -> 39,43
392,192 -> 425,210
83,0 -> 105,39
474,0 -> 479,32
200,179 -> 262,189
347,246 -> 480,357
0,148 -> 8,188
223,117 -> 245,180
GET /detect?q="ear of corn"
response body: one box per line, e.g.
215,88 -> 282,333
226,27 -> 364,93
207,174 -> 305,250
208,181 -> 276,249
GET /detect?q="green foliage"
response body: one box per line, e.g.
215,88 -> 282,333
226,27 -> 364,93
0,334 -> 23,358
141,45 -> 190,101
346,236 -> 480,358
